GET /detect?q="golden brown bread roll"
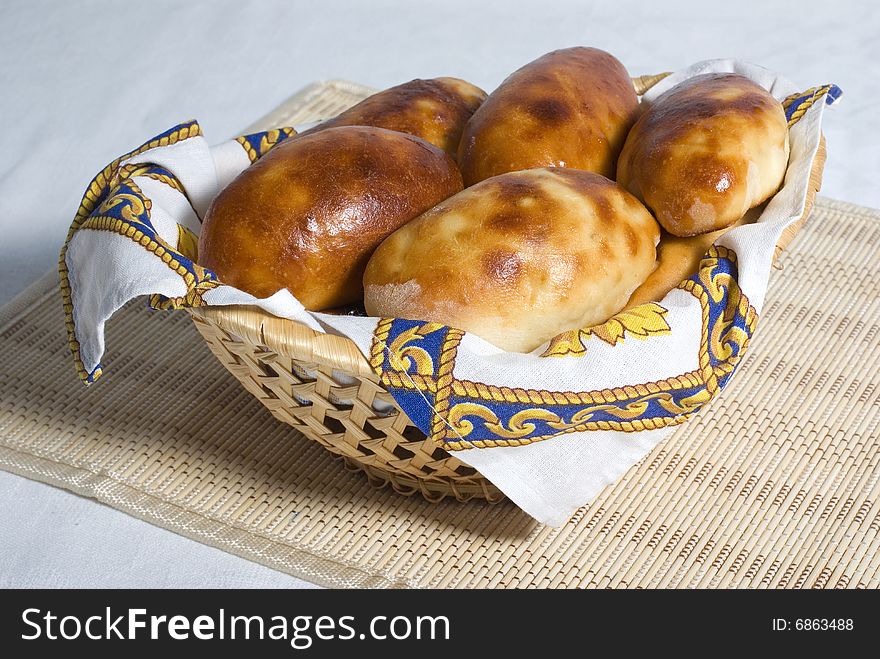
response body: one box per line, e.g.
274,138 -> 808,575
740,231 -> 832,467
364,168 -> 660,352
299,77 -> 487,159
457,47 -> 639,186
617,73 -> 789,237
199,126 -> 463,310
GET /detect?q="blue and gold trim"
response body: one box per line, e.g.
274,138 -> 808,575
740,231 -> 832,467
370,246 -> 758,449
236,127 -> 297,162
369,318 -> 464,438
60,121 -> 205,383
60,121 -> 297,383
782,84 -> 841,127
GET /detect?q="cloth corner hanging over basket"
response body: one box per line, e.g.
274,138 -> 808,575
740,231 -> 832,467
59,59 -> 841,526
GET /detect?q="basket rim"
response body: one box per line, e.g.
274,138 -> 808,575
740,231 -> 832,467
191,302 -> 376,377
190,75 -> 827,378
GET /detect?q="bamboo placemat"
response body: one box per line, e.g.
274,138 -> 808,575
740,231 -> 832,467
1,81 -> 879,589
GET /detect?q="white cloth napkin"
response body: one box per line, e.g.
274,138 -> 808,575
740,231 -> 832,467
61,60 -> 840,525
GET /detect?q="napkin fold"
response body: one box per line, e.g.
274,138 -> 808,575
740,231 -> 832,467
61,61 -> 840,525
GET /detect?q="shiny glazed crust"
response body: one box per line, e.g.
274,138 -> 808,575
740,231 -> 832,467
363,168 -> 660,353
457,47 -> 639,186
617,73 -> 790,237
198,126 -> 463,310
299,77 -> 487,159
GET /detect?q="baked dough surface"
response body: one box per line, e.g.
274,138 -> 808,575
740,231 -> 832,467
617,72 -> 789,237
199,126 -> 463,309
457,47 -> 639,186
364,168 -> 660,352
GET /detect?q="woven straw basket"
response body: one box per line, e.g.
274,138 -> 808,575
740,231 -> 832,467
189,73 -> 827,504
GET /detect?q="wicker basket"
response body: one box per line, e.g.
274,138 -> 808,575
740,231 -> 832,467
189,73 -> 827,503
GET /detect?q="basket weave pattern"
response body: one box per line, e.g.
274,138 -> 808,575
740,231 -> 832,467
191,312 -> 504,502
190,73 -> 823,503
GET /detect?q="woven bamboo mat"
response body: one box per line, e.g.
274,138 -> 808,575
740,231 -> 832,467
1,81 -> 879,589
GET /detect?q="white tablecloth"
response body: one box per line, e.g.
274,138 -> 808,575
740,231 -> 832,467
0,0 -> 876,588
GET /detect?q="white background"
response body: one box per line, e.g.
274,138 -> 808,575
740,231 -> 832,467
0,0 -> 877,587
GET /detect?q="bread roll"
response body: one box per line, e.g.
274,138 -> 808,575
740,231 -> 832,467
617,73 -> 789,237
299,77 -> 487,159
457,47 -> 639,186
625,205 -> 760,309
199,126 -> 463,310
364,168 -> 660,353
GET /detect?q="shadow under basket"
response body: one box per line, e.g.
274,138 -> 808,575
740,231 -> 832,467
188,73 -> 826,504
